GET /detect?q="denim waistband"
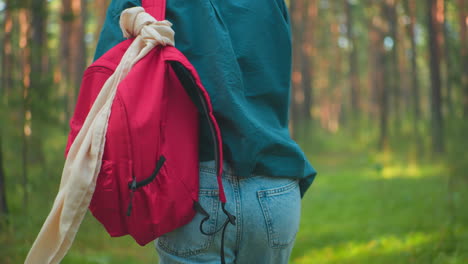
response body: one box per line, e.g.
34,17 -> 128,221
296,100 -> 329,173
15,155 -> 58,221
199,160 -> 239,178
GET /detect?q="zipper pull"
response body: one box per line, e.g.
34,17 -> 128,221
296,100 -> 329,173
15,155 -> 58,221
126,178 -> 137,216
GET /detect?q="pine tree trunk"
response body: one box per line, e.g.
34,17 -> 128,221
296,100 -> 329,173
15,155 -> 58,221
60,0 -> 73,124
459,0 -> 468,117
19,7 -> 31,207
444,0 -> 454,116
0,134 -> 7,216
1,1 -> 14,214
384,0 -> 401,130
370,13 -> 389,150
1,0 -> 13,103
94,0 -> 109,49
428,0 -> 445,153
289,0 -> 305,135
379,54 -> 390,150
30,0 -> 49,171
368,23 -> 379,119
70,0 -> 87,99
329,1 -> 344,128
346,0 -> 360,116
31,0 -> 47,77
301,0 -> 317,120
404,0 -> 421,121
404,0 -> 423,152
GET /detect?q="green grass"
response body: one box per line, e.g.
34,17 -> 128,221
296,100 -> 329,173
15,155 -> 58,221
290,126 -> 468,264
291,152 -> 468,264
1,125 -> 468,263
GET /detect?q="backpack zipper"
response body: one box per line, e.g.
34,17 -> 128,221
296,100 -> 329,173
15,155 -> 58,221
126,155 -> 166,216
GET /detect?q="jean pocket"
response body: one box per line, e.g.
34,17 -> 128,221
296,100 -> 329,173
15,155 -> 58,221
157,189 -> 220,257
257,179 -> 301,249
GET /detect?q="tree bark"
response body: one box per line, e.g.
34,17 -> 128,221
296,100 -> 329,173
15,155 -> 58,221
1,0 -> 14,103
1,2 -> 18,214
19,7 -> 31,207
301,0 -> 317,120
346,0 -> 361,116
60,0 -> 87,125
379,57 -> 390,149
70,0 -> 87,97
31,0 -> 47,77
428,0 -> 445,153
289,0 -> 305,135
404,0 -> 421,121
0,134 -> 7,216
329,1 -> 345,128
94,0 -> 110,48
370,11 -> 389,150
367,15 -> 379,119
60,0 -> 73,124
443,0 -> 454,116
384,0 -> 401,129
29,0 -> 49,171
403,0 -> 423,152
459,0 -> 468,117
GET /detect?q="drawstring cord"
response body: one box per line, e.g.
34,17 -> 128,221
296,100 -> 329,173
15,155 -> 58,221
127,156 -> 166,216
220,203 -> 236,264
127,178 -> 137,216
195,202 -> 236,264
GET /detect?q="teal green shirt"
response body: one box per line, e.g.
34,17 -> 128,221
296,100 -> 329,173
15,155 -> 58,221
95,0 -> 316,196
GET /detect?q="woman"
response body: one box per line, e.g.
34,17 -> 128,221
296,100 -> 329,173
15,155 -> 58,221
95,0 -> 317,263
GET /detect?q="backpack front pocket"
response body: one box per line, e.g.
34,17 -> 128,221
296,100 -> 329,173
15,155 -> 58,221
92,160 -> 116,206
89,160 -> 128,237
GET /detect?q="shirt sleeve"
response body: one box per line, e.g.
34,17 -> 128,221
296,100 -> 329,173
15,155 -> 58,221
94,0 -> 142,61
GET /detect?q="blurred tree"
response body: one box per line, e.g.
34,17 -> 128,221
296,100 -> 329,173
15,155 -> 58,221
328,0 -> 345,130
290,0 -> 305,133
346,0 -> 361,117
459,0 -> 468,117
31,0 -> 47,77
443,0 -> 454,116
30,0 -> 49,168
384,0 -> 401,130
60,0 -> 73,122
396,3 -> 411,119
366,3 -> 379,118
1,0 -> 13,104
0,134 -> 7,216
70,0 -> 87,100
59,0 -> 87,124
368,3 -> 390,149
30,0 -> 49,92
301,0 -> 317,121
403,0 -> 423,151
403,0 -> 421,121
428,0 -> 445,153
19,3 -> 31,207
94,0 -> 110,49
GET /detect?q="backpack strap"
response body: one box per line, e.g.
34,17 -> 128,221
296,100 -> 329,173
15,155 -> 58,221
141,0 -> 166,21
168,60 -> 235,264
141,2 -> 235,263
142,0 -> 227,205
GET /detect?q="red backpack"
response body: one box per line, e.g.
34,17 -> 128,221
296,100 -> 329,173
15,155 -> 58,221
65,0 -> 234,253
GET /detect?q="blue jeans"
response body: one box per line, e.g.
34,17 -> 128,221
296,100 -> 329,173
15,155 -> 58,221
155,161 -> 301,263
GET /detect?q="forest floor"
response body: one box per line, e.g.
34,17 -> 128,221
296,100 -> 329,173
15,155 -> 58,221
291,147 -> 468,264
1,127 -> 467,264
